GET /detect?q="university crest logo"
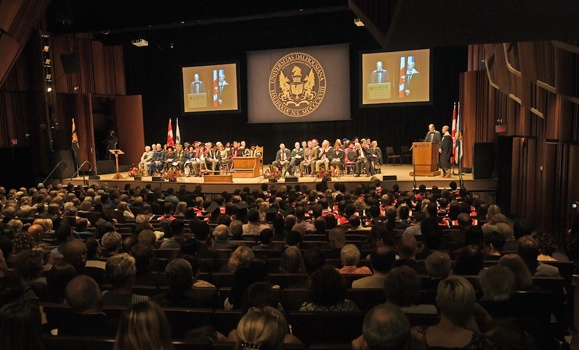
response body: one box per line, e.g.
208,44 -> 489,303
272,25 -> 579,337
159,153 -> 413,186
269,52 -> 326,117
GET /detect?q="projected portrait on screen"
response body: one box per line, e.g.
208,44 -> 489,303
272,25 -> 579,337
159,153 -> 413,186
182,63 -> 238,113
361,49 -> 430,105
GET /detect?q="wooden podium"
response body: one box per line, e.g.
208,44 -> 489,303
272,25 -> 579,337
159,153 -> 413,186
109,149 -> 125,179
232,157 -> 260,178
409,142 -> 441,176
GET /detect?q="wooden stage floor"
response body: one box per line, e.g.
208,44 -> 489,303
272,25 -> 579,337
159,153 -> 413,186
66,165 -> 497,195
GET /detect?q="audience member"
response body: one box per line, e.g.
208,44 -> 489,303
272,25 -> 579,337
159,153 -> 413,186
114,300 -> 173,350
384,266 -> 437,314
300,265 -> 360,312
102,253 -> 150,306
352,246 -> 396,288
352,304 -> 412,350
338,244 -> 372,274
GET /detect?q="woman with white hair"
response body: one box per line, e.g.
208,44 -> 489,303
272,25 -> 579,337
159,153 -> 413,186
337,244 -> 372,275
139,145 -> 154,175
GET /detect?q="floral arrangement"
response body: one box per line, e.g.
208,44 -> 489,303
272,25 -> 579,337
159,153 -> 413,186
128,165 -> 146,178
315,169 -> 332,181
163,168 -> 182,181
263,165 -> 283,181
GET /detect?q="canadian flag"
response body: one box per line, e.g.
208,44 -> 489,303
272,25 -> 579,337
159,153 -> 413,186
399,56 -> 406,98
167,119 -> 174,146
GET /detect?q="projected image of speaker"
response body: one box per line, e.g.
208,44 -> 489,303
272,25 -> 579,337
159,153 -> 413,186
473,142 -> 494,179
60,52 -> 80,74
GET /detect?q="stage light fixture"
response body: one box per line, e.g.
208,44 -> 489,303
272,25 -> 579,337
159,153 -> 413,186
354,18 -> 365,27
47,87 -> 52,92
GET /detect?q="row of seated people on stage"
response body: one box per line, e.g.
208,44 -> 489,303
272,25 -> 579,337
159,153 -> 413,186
138,141 -> 263,177
271,138 -> 382,177
137,136 -> 383,178
0,209 -> 568,348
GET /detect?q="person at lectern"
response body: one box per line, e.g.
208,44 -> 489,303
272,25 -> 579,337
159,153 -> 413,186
424,124 -> 442,143
371,61 -> 389,84
190,74 -> 204,94
104,130 -> 118,160
439,125 -> 453,178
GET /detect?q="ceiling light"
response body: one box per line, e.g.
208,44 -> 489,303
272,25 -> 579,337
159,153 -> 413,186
47,87 -> 52,92
132,39 -> 148,47
354,18 -> 365,27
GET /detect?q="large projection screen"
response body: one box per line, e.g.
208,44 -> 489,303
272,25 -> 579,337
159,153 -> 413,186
247,44 -> 350,124
182,63 -> 239,113
361,49 -> 430,105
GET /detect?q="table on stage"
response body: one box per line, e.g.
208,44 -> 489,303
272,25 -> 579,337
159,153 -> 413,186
232,157 -> 261,178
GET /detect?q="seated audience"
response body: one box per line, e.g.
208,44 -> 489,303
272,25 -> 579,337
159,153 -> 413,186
0,300 -> 44,350
102,253 -> 150,307
338,244 -> 372,275
352,304 -> 412,350
384,266 -> 437,314
114,300 -> 173,350
278,246 -> 306,274
300,265 -> 360,312
152,258 -> 217,308
517,235 -> 560,277
59,275 -> 117,337
352,246 -> 396,289
213,224 -> 238,250
412,276 -> 493,349
392,234 -> 427,275
454,245 -> 485,276
235,306 -> 291,350
222,246 -> 255,273
497,254 -> 533,291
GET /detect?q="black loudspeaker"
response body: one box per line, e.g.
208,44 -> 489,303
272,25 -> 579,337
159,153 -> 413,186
50,150 -> 75,179
473,142 -> 494,179
382,175 -> 397,181
152,176 -> 164,181
89,175 -> 100,180
60,52 -> 80,74
285,177 -> 298,183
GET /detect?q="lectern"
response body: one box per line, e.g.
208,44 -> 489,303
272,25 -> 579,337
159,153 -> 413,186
410,142 -> 441,176
109,149 -> 125,179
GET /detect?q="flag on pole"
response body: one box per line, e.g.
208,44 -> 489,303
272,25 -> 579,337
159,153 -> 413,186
455,102 -> 463,164
167,119 -> 174,146
399,56 -> 406,98
175,118 -> 181,145
213,69 -> 219,107
451,103 -> 457,164
71,118 -> 80,166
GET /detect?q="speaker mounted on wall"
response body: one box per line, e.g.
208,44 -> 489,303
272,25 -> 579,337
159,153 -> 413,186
60,52 -> 80,74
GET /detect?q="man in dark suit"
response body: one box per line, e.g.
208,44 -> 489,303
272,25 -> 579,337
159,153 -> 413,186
404,60 -> 422,97
424,124 -> 442,143
354,142 -> 375,177
205,142 -> 221,174
273,143 -> 291,175
371,61 -> 389,84
190,74 -> 204,94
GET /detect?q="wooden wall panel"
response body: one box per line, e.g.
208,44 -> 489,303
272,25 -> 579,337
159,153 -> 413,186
115,95 -> 145,166
542,142 -> 558,232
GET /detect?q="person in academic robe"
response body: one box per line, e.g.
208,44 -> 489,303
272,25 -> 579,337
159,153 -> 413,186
205,142 -> 222,174
163,146 -> 176,171
315,140 -> 331,173
190,73 -> 205,94
289,142 -> 304,175
329,140 -> 345,175
272,143 -> 291,174
439,125 -> 453,178
300,141 -> 314,176
354,142 -> 374,177
244,144 -> 262,158
173,143 -> 186,170
139,146 -> 154,175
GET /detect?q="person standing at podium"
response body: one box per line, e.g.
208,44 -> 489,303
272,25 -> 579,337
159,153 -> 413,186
371,61 -> 389,84
190,74 -> 204,94
424,124 -> 442,143
439,125 -> 453,178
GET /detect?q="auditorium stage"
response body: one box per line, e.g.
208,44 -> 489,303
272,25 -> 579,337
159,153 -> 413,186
65,165 -> 497,197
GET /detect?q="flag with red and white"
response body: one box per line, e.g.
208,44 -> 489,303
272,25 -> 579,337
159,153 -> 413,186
213,69 -> 218,107
167,119 -> 174,146
451,103 -> 457,164
399,56 -> 406,98
454,102 -> 463,164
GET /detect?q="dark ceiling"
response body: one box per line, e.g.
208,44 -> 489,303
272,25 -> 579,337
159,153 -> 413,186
46,0 -> 579,50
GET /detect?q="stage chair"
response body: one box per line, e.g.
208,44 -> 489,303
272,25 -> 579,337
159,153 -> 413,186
385,147 -> 401,165
401,145 -> 412,164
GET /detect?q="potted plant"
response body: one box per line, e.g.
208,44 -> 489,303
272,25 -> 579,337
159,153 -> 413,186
127,165 -> 146,180
263,165 -> 283,182
163,168 -> 181,182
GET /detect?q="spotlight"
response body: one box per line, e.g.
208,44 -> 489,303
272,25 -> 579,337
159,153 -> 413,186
47,87 -> 52,92
170,43 -> 174,49
43,45 -> 49,52
354,18 -> 365,27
